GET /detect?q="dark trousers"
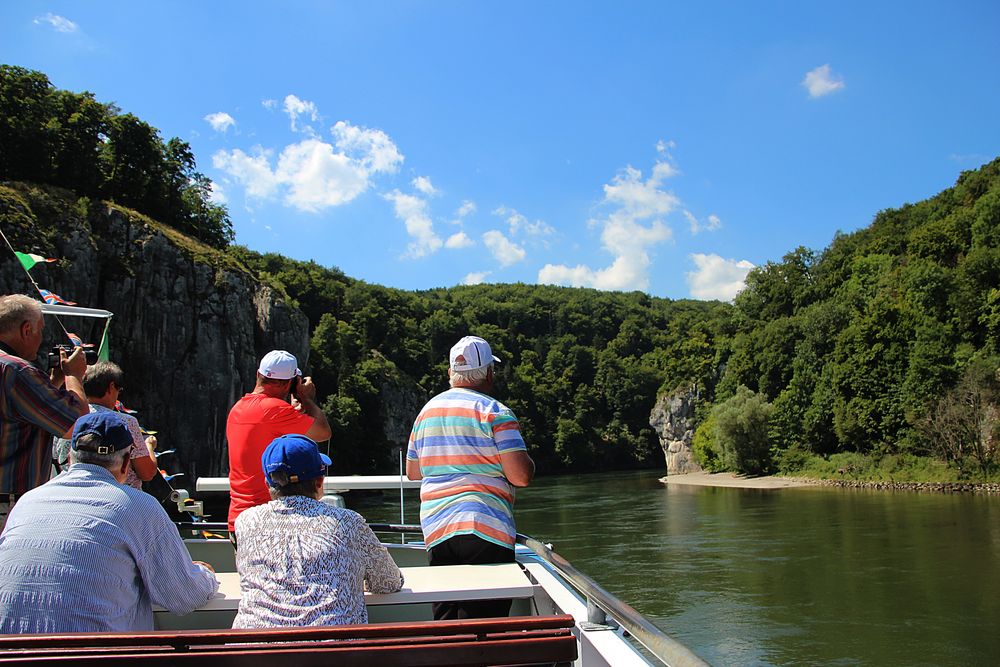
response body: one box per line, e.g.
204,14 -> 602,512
428,534 -> 516,620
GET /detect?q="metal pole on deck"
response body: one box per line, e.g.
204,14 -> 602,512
398,448 -> 405,544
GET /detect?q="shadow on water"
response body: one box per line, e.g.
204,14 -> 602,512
348,470 -> 1000,667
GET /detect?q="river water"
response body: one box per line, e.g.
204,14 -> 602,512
349,469 -> 1000,666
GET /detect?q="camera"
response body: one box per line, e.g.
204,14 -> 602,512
47,345 -> 98,367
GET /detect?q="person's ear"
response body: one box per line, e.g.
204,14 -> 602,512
120,453 -> 131,475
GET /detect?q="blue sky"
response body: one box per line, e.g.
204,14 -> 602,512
3,2 -> 999,300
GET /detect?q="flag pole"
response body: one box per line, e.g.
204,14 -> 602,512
0,223 -> 77,345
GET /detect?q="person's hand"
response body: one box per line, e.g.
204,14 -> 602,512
61,347 -> 87,379
193,560 -> 215,573
49,363 -> 66,388
145,435 -> 157,452
295,376 -> 317,402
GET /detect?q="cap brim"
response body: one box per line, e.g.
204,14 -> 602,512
320,453 -> 332,466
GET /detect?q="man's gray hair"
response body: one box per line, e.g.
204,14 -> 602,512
449,363 -> 492,387
69,433 -> 130,470
0,294 -> 42,336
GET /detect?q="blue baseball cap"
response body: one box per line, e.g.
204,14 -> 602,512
262,434 -> 331,487
71,411 -> 133,454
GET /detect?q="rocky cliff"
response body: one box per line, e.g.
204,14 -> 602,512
649,384 -> 703,475
0,183 -> 310,481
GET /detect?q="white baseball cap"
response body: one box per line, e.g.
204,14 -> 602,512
258,350 -> 302,380
449,336 -> 501,372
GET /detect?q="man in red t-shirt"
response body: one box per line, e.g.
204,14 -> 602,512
226,351 -> 332,537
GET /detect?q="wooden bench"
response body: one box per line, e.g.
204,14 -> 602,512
154,563 -> 539,629
0,614 -> 578,666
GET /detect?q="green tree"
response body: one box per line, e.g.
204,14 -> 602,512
712,386 -> 774,475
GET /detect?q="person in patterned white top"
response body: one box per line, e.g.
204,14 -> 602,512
53,362 -> 158,489
232,434 -> 403,628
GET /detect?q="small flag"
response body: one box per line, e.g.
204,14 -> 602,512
39,289 -> 76,306
140,427 -> 158,436
98,325 -> 110,363
201,530 -> 228,540
115,400 -> 138,414
153,449 -> 174,459
162,471 -> 185,482
14,252 -> 56,272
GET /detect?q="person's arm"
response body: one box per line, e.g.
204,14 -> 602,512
124,419 -> 158,482
405,458 -> 422,481
500,450 -> 535,487
9,355 -> 86,440
358,520 -> 404,594
139,504 -> 219,614
294,377 -> 332,442
59,348 -> 89,432
493,409 -> 534,487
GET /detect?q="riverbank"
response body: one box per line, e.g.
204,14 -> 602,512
659,472 -> 1000,494
659,472 -> 817,489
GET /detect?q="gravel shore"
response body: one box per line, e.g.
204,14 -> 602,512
659,472 -> 1000,494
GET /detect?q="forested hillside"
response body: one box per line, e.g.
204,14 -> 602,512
701,158 -> 1000,480
226,247 -> 730,473
0,65 -> 232,248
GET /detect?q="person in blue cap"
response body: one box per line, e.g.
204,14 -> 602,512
0,411 -> 219,633
232,434 -> 403,628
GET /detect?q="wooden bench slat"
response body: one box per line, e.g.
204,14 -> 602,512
0,615 -> 578,666
0,614 -> 575,650
0,635 -> 578,666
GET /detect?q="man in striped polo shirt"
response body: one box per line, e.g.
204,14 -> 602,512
406,335 -> 535,620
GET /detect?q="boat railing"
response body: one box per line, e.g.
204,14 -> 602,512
367,523 -> 711,667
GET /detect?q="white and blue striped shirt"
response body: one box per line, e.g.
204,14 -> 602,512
0,464 -> 218,633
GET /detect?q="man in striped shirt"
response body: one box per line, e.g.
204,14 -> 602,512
406,335 -> 535,620
0,295 -> 88,531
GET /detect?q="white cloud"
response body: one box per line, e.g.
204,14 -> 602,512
283,94 -> 320,132
212,148 -> 280,200
275,139 -> 368,211
685,210 -> 722,234
493,206 -> 554,237
204,112 -> 236,133
384,190 -> 442,258
538,159 -> 677,291
213,120 -> 403,213
262,99 -> 278,111
656,139 -> 676,155
34,13 -> 77,33
456,200 -> 477,218
331,121 -> 403,174
445,231 -> 473,249
686,253 -> 755,301
412,176 -> 437,196
462,271 -> 490,285
207,181 -> 227,205
483,230 -> 526,267
802,64 -> 845,98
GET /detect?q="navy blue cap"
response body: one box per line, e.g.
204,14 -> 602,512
262,434 -> 331,487
71,411 -> 133,454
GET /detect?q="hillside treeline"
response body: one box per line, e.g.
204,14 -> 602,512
0,65 -> 232,249
226,245 -> 730,474
700,158 -> 1000,479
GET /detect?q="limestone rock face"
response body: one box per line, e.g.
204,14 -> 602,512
649,385 -> 703,475
1,190 -> 309,481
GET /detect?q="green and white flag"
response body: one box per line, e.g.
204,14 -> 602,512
14,251 -> 56,272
